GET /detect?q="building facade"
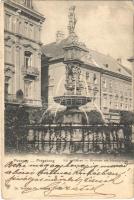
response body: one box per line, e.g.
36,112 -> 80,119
4,0 -> 45,107
128,56 -> 134,112
41,7 -> 132,122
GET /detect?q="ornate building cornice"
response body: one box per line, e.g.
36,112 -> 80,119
23,43 -> 37,51
4,0 -> 45,23
4,30 -> 42,46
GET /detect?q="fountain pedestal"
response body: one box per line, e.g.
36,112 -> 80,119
54,95 -> 91,124
63,108 -> 83,124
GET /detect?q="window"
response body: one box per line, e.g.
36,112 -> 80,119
109,80 -> 112,88
5,46 -> 12,64
109,95 -> 113,108
8,77 -> 13,95
125,104 -> 128,110
120,103 -> 123,109
24,81 -> 32,98
24,21 -> 28,36
29,24 -> 34,39
115,95 -> 119,109
5,14 -> 12,31
110,101 -> 112,108
116,102 -> 119,109
16,18 -> 21,33
86,72 -> 90,81
36,27 -> 40,41
103,94 -> 108,108
103,79 -> 107,88
129,99 -> 132,109
24,51 -> 33,68
93,74 -> 97,84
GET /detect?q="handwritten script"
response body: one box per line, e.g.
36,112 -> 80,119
3,157 -> 133,198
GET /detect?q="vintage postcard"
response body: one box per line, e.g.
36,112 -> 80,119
0,0 -> 134,199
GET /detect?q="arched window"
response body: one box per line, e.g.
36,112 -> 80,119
24,51 -> 33,69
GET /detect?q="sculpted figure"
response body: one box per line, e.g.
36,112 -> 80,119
68,6 -> 77,34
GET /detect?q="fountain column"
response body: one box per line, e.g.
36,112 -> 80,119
54,6 -> 92,124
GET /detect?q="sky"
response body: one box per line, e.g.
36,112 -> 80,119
34,0 -> 134,69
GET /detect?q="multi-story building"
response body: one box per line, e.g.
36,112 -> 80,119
4,0 -> 45,107
41,7 -> 132,122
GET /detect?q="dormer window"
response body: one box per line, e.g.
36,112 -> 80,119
24,0 -> 33,8
105,64 -> 108,68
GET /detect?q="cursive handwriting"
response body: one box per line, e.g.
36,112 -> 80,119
4,158 -> 131,198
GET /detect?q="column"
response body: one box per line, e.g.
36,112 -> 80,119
14,44 -> 21,93
12,44 -> 16,95
19,45 -> 24,92
37,51 -> 42,105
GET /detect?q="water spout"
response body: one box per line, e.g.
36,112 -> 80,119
54,97 -> 65,122
39,105 -> 53,123
93,101 -> 105,121
82,78 -> 90,96
80,107 -> 89,124
55,76 -> 65,96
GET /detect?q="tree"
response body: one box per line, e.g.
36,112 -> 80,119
120,111 -> 134,125
87,110 -> 105,125
5,105 -> 30,152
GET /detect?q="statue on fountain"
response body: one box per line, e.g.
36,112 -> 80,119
68,6 -> 77,35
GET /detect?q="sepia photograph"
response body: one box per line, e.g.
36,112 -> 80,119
4,0 -> 134,157
1,0 -> 134,198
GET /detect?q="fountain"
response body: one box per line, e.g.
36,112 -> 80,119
53,6 -> 92,124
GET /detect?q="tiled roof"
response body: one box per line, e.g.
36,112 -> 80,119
41,38 -> 68,59
42,38 -> 131,78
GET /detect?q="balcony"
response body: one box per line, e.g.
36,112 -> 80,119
22,66 -> 39,78
24,98 -> 42,107
5,94 -> 42,107
5,94 -> 22,105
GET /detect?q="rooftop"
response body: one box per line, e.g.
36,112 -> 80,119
41,5 -> 131,79
42,38 -> 132,78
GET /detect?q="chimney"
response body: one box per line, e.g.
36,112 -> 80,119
117,58 -> 122,64
56,31 -> 64,43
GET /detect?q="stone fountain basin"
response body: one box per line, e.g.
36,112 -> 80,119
54,95 -> 91,107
